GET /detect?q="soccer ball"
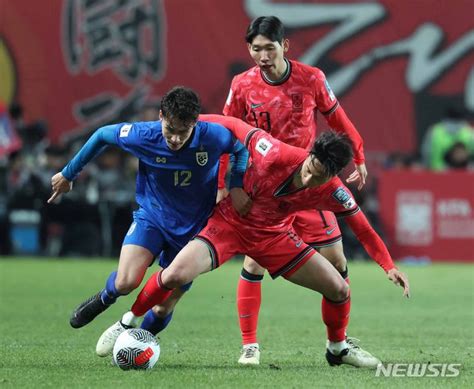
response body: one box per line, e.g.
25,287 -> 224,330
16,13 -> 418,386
113,328 -> 160,370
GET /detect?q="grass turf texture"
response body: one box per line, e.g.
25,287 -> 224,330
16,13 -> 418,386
0,258 -> 472,388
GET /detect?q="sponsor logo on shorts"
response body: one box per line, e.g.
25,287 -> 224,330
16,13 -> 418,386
326,227 -> 337,235
119,124 -> 132,137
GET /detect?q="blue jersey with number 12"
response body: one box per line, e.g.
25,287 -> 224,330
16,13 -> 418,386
115,120 -> 237,244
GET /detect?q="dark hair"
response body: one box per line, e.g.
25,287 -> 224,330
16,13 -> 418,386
310,131 -> 353,177
160,86 -> 200,124
246,16 -> 285,44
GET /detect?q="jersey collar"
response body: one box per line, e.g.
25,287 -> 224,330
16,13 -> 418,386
273,163 -> 307,197
261,58 -> 291,86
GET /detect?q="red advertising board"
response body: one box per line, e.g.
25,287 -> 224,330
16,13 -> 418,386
0,0 -> 473,152
379,170 -> 474,262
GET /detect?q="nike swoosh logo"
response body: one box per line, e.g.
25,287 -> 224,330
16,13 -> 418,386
251,103 -> 264,109
239,314 -> 251,318
326,227 -> 337,235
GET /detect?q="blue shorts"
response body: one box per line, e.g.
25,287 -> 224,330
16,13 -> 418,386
122,211 -> 192,292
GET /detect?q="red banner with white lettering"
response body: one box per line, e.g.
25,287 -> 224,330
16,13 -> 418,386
379,170 -> 474,262
0,0 -> 473,150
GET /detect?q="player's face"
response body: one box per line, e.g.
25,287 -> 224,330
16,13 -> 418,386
248,35 -> 289,79
161,113 -> 195,151
301,156 -> 331,187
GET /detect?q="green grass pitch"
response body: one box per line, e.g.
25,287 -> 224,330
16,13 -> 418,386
0,258 -> 473,388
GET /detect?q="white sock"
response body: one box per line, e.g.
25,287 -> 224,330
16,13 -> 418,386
121,311 -> 140,327
243,343 -> 259,349
328,340 -> 348,355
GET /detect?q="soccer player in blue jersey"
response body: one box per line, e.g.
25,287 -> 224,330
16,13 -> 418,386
48,87 -> 249,355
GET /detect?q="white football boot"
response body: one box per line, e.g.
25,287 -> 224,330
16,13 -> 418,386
238,344 -> 260,365
326,338 -> 381,368
96,311 -> 139,357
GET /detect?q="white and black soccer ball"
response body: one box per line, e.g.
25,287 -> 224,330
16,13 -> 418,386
113,328 -> 160,370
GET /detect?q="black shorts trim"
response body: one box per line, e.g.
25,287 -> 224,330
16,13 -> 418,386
308,235 -> 343,248
193,236 -> 219,270
270,246 -> 314,279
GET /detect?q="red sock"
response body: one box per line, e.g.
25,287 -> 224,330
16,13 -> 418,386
131,271 -> 173,317
321,295 -> 351,342
237,270 -> 263,345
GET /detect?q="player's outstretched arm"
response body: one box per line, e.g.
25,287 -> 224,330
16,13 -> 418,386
344,210 -> 410,298
47,125 -> 119,203
199,114 -> 256,146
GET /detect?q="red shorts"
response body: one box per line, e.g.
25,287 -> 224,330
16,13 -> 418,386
292,210 -> 342,248
195,210 -> 315,279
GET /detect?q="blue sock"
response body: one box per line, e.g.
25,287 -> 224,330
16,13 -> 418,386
100,271 -> 122,305
141,309 -> 174,335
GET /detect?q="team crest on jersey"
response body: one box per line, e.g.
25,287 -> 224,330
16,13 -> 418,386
156,156 -> 167,163
291,93 -> 303,112
119,124 -> 132,137
256,138 -> 273,156
196,151 -> 208,166
324,79 -> 336,101
332,187 -> 355,209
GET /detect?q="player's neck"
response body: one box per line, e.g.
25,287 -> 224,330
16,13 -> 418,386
291,166 -> 306,190
291,167 -> 330,189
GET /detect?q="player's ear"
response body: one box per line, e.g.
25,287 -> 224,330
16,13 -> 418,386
247,43 -> 252,53
159,110 -> 163,120
283,39 -> 289,53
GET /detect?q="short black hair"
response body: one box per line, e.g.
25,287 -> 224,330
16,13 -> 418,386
160,86 -> 200,124
310,131 -> 353,177
246,16 -> 285,44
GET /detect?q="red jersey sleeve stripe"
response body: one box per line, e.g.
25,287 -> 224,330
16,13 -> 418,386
244,128 -> 261,148
335,207 -> 361,218
321,101 -> 339,116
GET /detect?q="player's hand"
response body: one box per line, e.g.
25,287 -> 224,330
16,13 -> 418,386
346,163 -> 368,190
216,187 -> 229,204
47,172 -> 73,204
230,187 -> 252,217
387,268 -> 410,298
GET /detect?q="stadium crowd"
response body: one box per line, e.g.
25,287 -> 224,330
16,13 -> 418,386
0,100 -> 472,258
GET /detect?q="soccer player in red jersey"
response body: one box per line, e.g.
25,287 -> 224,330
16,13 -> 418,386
219,16 -> 368,364
98,114 -> 409,369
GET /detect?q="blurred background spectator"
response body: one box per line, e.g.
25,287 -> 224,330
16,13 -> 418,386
421,108 -> 474,171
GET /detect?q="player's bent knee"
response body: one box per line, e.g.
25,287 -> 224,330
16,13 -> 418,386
243,257 -> 265,275
328,281 -> 350,302
114,276 -> 140,294
162,268 -> 191,289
